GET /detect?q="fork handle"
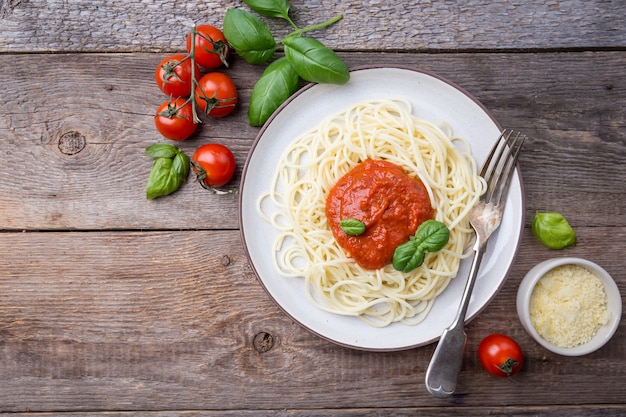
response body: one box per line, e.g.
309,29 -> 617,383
454,241 -> 486,328
424,323 -> 467,398
424,245 -> 486,398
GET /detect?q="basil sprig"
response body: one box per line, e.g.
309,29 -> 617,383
243,0 -> 292,21
222,1 -> 350,126
223,9 -> 276,65
340,218 -> 366,236
283,36 -> 350,84
248,57 -> 299,126
145,143 -> 190,199
392,220 -> 450,273
532,211 -> 576,249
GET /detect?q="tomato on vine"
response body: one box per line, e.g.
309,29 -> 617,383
478,334 -> 524,378
186,24 -> 230,69
155,54 -> 200,98
195,72 -> 238,118
191,143 -> 236,193
154,98 -> 197,141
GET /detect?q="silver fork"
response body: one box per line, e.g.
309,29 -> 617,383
424,129 -> 525,398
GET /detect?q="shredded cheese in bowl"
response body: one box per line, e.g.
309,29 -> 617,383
517,257 -> 622,356
529,264 -> 610,348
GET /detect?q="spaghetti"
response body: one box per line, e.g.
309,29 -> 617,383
258,98 -> 485,327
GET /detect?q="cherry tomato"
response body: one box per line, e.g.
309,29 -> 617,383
155,54 -> 200,98
186,24 -> 230,69
154,98 -> 197,141
194,72 -> 238,118
478,334 -> 523,378
192,143 -> 236,189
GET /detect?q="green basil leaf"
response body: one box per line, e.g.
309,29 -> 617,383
532,212 -> 576,249
146,157 -> 183,200
392,220 -> 449,272
339,218 -> 366,236
223,8 -> 276,64
392,238 -> 425,273
414,220 -> 450,253
244,0 -> 291,20
283,36 -> 349,84
172,151 -> 191,181
248,57 -> 300,126
145,143 -> 179,159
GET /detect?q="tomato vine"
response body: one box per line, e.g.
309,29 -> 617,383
147,24 -> 238,199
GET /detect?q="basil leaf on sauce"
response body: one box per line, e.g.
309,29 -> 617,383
340,218 -> 366,236
393,237 -> 425,273
532,211 -> 576,249
392,220 -> 450,273
413,219 -> 450,254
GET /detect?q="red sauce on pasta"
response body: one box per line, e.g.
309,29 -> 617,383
326,159 -> 434,270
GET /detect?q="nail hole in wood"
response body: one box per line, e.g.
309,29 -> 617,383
221,255 -> 231,267
253,332 -> 275,353
58,131 -> 86,155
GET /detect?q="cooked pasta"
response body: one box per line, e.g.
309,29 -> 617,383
258,98 -> 485,327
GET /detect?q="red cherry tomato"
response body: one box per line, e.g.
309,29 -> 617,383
186,24 -> 230,69
194,72 -> 238,118
478,334 -> 524,378
155,54 -> 200,98
154,98 -> 197,141
192,143 -> 236,189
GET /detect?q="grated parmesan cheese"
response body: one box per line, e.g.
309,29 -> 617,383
529,264 -> 611,348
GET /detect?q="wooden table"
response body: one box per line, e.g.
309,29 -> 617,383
1,1 -> 624,415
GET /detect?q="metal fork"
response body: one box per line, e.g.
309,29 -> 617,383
424,129 -> 525,398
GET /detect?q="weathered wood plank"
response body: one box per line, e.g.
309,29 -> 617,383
1,0 -> 624,52
1,407 -> 625,417
0,227 -> 624,412
1,0 -> 625,415
1,51 -> 625,231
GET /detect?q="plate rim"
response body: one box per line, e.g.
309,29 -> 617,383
238,64 -> 525,351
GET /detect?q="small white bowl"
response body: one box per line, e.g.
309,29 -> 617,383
517,257 -> 622,356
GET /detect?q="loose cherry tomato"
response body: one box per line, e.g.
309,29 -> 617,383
154,98 -> 197,141
194,72 -> 238,118
478,334 -> 524,378
155,54 -> 200,98
186,24 -> 230,69
192,143 -> 236,189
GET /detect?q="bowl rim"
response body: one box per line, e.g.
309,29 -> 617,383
516,257 -> 622,356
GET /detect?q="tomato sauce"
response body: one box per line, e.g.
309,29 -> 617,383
326,159 -> 434,270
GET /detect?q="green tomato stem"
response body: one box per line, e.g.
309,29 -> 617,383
192,161 -> 238,195
188,25 -> 202,124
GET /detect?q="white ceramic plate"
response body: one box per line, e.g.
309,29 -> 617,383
239,66 -> 525,351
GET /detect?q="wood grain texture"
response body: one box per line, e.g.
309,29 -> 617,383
0,0 -> 624,53
2,0 -> 626,414
1,408 -> 625,417
0,228 -> 624,412
1,52 -> 624,231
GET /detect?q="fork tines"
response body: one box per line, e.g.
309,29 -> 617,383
481,129 -> 526,205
